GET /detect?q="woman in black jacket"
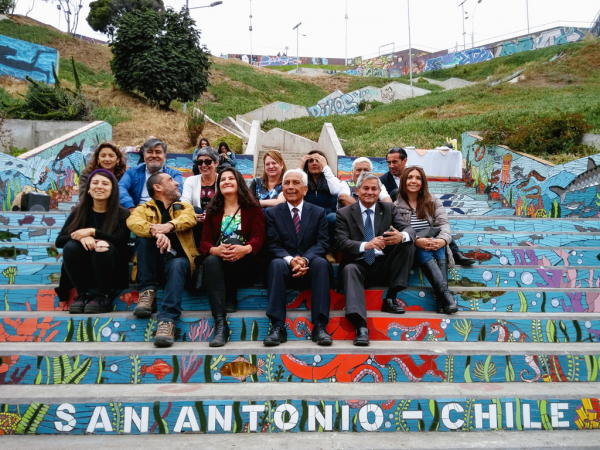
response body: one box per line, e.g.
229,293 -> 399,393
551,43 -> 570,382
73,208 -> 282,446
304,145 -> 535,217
56,169 -> 131,314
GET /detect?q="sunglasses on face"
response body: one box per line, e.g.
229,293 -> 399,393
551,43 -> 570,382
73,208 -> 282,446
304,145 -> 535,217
196,159 -> 214,166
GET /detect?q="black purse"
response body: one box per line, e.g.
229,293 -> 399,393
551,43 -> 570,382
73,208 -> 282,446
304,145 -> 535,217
415,226 -> 441,239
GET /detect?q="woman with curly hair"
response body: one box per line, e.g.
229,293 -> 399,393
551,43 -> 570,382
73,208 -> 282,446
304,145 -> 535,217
78,142 -> 127,195
200,167 -> 265,347
395,166 -> 458,314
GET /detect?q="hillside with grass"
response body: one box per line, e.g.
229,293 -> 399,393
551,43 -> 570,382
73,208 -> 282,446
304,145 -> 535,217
263,39 -> 600,163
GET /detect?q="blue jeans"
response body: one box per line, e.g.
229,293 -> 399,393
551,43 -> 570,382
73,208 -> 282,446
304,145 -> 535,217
415,247 -> 445,265
136,237 -> 190,323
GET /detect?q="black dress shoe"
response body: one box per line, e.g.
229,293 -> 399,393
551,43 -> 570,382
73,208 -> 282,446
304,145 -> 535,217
263,326 -> 287,347
453,251 -> 476,266
311,324 -> 333,346
381,297 -> 405,314
69,293 -> 88,314
353,327 -> 370,346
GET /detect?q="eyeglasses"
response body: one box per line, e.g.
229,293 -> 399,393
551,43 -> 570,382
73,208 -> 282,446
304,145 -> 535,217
196,159 -> 214,166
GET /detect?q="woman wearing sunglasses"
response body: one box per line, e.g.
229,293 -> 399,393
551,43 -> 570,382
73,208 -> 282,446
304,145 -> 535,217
181,147 -> 219,230
395,166 -> 458,315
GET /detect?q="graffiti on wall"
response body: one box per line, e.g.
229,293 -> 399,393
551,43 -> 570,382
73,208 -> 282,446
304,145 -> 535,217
222,54 -> 343,67
461,132 -> 600,219
424,47 -> 494,72
0,122 -> 111,211
306,87 -> 380,117
494,27 -> 586,58
0,34 -> 58,84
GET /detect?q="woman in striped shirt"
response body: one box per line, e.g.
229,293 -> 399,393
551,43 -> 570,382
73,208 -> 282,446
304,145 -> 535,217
395,166 -> 458,315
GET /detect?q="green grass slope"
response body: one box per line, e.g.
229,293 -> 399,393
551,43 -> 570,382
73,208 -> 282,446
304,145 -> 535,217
263,40 -> 600,162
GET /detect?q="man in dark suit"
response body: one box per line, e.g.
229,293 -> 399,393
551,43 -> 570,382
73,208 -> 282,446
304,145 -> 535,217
380,146 -> 475,266
337,172 -> 416,346
264,169 -> 334,346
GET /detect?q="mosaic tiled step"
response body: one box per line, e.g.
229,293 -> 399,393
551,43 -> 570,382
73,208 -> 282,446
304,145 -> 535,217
1,310 -> 599,343
4,284 -> 600,314
0,212 -> 67,227
0,383 -> 598,433
6,261 -> 600,291
452,231 -> 600,247
447,207 -> 516,216
3,341 -> 600,385
451,246 -> 600,267
449,219 -> 600,233
0,227 -> 61,244
0,243 -> 61,263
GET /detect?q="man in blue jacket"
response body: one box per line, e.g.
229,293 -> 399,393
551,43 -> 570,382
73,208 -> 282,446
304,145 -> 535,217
119,138 -> 183,211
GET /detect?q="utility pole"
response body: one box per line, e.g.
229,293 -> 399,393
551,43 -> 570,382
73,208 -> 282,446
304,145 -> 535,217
459,0 -> 467,51
345,0 -> 348,65
249,0 -> 253,65
472,0 -> 483,49
293,22 -> 301,74
526,0 -> 530,34
408,0 -> 413,95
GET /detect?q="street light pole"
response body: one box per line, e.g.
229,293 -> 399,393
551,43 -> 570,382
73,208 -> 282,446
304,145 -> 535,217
407,0 -> 413,95
471,0 -> 482,49
293,22 -> 301,73
459,0 -> 467,51
249,0 -> 253,65
345,0 -> 348,66
526,0 -> 530,34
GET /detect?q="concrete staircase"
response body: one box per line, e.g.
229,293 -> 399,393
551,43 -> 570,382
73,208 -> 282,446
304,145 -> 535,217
1,180 -> 599,446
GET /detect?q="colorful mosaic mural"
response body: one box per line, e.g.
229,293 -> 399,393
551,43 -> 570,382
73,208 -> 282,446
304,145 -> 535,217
462,132 -> 600,219
0,397 -> 598,434
0,34 -> 58,84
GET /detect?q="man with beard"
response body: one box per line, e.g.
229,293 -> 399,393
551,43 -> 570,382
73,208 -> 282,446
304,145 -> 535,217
119,138 -> 183,211
127,173 -> 199,347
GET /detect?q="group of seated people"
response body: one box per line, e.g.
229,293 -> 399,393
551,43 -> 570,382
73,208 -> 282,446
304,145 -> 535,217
56,139 -> 476,349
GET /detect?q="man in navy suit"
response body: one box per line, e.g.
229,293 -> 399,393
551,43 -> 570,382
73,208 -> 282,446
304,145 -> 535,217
264,169 -> 333,346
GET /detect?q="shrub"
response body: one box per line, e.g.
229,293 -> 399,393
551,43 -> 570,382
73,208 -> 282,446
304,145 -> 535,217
186,101 -> 206,147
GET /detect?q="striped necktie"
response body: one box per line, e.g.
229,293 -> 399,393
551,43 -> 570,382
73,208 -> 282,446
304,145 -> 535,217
292,207 -> 300,234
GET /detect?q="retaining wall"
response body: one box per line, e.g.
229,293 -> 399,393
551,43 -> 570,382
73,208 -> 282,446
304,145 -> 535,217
1,119 -> 94,153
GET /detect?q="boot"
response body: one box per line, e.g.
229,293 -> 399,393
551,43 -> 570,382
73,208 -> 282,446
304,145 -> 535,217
69,293 -> 88,314
421,259 -> 458,315
209,315 -> 230,347
225,292 -> 238,313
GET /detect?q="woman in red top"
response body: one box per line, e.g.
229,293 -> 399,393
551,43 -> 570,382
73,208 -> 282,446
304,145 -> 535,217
200,167 -> 265,347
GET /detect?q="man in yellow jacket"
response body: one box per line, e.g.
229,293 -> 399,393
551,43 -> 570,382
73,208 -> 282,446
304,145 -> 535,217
127,172 -> 199,347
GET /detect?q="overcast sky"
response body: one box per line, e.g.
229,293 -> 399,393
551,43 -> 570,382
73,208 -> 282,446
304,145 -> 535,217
19,0 -> 600,59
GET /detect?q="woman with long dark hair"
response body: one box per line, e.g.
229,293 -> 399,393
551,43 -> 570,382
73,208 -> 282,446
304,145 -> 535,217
192,137 -> 211,162
216,141 -> 237,171
56,170 -> 131,314
79,142 -> 127,195
395,166 -> 458,314
200,168 -> 265,347
249,150 -> 287,208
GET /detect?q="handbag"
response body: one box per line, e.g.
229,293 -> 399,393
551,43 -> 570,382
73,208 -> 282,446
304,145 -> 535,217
189,207 -> 241,294
415,226 -> 441,239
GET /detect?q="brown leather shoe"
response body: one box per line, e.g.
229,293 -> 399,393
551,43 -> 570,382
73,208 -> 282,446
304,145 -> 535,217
154,321 -> 175,347
134,290 -> 157,318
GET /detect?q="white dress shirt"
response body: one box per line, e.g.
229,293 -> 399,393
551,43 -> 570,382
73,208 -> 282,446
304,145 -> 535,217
140,166 -> 164,204
393,175 -> 400,187
358,202 -> 410,258
283,201 -> 308,266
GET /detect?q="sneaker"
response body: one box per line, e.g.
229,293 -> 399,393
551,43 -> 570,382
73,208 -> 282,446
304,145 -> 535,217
69,293 -> 88,314
134,290 -> 157,318
84,293 -> 113,314
154,321 -> 175,347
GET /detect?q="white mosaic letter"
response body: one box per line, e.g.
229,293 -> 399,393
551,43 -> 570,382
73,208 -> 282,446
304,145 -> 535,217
550,403 -> 569,428
243,405 -> 266,432
441,402 -> 464,430
523,403 -> 541,429
174,406 -> 199,433
54,403 -> 76,432
474,403 -> 497,429
86,406 -> 113,433
274,404 -> 299,431
208,405 -> 232,432
124,406 -> 149,433
358,404 -> 383,432
308,404 -> 333,431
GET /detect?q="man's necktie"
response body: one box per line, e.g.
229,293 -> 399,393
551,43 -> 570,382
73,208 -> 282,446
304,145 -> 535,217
364,209 -> 375,265
292,208 -> 300,234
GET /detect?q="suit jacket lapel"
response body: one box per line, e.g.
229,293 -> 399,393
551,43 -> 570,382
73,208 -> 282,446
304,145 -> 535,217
351,203 -> 365,239
281,204 -> 298,245
296,203 -> 311,246
374,203 -> 384,235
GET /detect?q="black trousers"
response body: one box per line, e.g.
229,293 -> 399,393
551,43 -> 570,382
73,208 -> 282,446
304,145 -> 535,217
203,253 -> 260,317
341,241 -> 414,322
62,240 -> 118,295
266,256 -> 333,326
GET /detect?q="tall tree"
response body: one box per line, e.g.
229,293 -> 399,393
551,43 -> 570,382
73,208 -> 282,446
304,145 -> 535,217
42,0 -> 84,36
110,8 -> 210,109
87,0 -> 164,38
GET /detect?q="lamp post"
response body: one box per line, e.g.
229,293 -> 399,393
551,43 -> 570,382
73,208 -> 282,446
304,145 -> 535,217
345,0 -> 348,66
407,0 -> 413,95
249,0 -> 253,66
459,0 -> 467,51
57,4 -> 61,31
471,0 -> 483,49
293,22 -> 301,74
526,0 -> 530,34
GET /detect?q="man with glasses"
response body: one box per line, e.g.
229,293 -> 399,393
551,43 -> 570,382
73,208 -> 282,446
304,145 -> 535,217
119,138 -> 183,211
